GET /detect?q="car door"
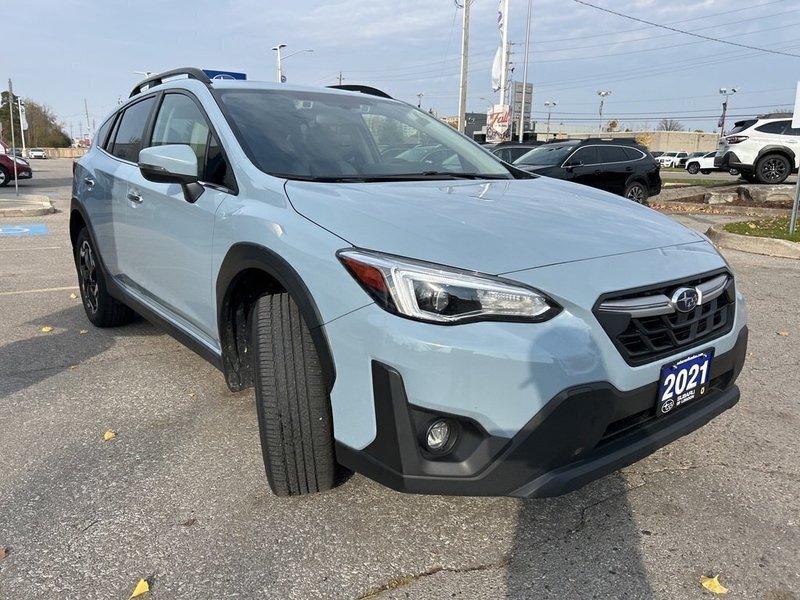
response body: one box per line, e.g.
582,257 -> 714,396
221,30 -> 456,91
123,92 -> 236,342
594,145 -> 630,194
562,146 -> 598,187
94,95 -> 158,280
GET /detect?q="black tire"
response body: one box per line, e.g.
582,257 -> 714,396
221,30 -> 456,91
252,293 -> 336,497
700,169 -> 711,175
729,168 -> 740,176
624,181 -> 649,205
0,166 -> 9,187
755,154 -> 790,184
741,171 -> 756,182
687,162 -> 700,175
74,229 -> 135,327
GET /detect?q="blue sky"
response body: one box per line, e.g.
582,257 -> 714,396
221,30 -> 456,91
4,0 -> 797,136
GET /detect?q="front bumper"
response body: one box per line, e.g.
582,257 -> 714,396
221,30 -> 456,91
335,326 -> 747,497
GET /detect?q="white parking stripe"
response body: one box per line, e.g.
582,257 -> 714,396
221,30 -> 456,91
0,285 -> 78,296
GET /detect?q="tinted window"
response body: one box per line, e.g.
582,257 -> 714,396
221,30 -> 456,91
110,97 -> 156,161
623,146 -> 645,160
784,125 -> 800,137
94,116 -> 115,150
728,119 -> 757,134
755,120 -> 788,135
568,146 -> 598,165
218,89 -> 510,180
596,146 -> 628,163
151,94 -> 210,167
514,143 -> 577,166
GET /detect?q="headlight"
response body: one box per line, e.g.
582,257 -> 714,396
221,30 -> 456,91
338,249 -> 561,324
15,158 -> 29,166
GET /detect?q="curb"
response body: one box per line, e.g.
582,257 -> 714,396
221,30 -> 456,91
653,200 -> 792,217
0,195 -> 55,217
706,225 -> 800,259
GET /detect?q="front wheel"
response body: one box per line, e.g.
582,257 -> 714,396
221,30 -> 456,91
687,163 -> 700,175
74,229 -> 135,327
729,168 -> 740,176
755,154 -> 790,184
624,181 -> 649,205
0,166 -> 9,187
252,293 -> 336,496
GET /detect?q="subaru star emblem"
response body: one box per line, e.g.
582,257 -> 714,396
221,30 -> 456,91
671,287 -> 701,313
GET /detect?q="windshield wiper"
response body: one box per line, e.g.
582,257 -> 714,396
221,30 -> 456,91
277,172 -> 512,183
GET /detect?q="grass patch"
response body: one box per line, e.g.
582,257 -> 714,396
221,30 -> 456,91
724,217 -> 800,242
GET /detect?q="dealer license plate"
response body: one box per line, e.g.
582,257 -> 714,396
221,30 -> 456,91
657,349 -> 714,416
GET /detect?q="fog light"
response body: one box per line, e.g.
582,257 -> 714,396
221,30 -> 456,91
426,419 -> 451,452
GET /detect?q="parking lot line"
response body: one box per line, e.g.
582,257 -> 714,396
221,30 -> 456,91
0,285 -> 78,296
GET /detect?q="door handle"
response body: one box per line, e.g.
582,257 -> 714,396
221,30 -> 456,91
84,177 -> 96,188
126,191 -> 143,204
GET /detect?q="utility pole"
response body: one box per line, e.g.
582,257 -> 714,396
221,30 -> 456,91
597,90 -> 611,134
457,0 -> 471,133
718,87 -> 737,137
518,0 -> 532,142
84,98 -> 92,142
416,92 -> 424,109
544,101 -> 558,138
272,43 -> 287,82
499,0 -> 510,107
338,72 -> 344,86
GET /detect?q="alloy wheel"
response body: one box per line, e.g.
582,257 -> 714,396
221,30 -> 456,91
79,240 -> 99,313
626,185 -> 645,203
760,157 -> 787,182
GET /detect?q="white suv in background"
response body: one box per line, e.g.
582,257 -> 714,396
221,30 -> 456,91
715,113 -> 799,184
656,151 -> 688,168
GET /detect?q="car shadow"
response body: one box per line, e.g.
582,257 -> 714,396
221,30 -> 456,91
505,474 -> 653,598
0,304 -> 159,401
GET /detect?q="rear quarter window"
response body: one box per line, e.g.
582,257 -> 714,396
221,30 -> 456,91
754,121 -> 788,135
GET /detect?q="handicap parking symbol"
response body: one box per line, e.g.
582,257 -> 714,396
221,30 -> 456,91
0,224 -> 49,236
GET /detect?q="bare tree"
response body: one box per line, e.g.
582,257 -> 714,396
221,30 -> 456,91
657,118 -> 685,132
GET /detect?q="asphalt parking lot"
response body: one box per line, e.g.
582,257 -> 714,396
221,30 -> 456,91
0,159 -> 798,599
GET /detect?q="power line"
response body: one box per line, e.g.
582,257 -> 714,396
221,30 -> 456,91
572,0 -> 800,58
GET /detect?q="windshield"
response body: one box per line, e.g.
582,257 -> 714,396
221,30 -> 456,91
216,89 -> 513,181
513,143 -> 577,166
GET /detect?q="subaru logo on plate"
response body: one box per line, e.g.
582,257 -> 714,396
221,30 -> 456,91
671,287 -> 700,313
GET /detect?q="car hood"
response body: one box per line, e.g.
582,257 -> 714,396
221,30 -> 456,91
284,177 -> 703,274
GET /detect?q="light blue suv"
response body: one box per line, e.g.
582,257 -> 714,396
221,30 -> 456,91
71,69 -> 748,497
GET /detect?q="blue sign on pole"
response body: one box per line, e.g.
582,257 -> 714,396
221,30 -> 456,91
203,70 -> 247,81
0,224 -> 49,236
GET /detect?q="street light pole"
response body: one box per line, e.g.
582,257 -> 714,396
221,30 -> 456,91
271,43 -> 287,82
17,98 -> 26,156
597,90 -> 611,134
416,92 -> 424,109
544,101 -> 557,138
456,0 -> 471,133
718,87 -> 737,137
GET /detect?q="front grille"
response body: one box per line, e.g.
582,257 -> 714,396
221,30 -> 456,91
594,271 -> 736,366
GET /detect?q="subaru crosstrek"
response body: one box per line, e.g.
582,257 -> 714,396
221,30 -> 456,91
70,69 -> 748,498
715,112 -> 799,184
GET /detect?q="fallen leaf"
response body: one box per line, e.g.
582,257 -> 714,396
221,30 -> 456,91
700,575 -> 729,595
0,546 -> 9,560
69,293 -> 78,299
129,578 -> 150,599
79,329 -> 88,335
103,431 -> 116,441
777,331 -> 790,337
40,326 -> 53,333
188,393 -> 195,398
69,365 -> 78,370
182,517 -> 197,527
747,223 -> 757,229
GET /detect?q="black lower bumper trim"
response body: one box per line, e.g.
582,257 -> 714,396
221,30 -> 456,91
335,326 -> 748,497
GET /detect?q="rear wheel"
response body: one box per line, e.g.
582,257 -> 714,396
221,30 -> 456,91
252,293 -> 336,496
74,229 -> 135,327
624,181 -> 649,205
0,166 -> 9,187
755,154 -> 790,184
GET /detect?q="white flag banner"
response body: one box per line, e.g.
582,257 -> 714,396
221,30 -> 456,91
19,104 -> 28,131
491,47 -> 503,92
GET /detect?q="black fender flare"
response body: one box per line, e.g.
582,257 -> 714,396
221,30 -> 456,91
216,243 -> 336,393
754,145 -> 796,169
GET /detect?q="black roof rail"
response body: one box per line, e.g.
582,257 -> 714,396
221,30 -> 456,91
130,67 -> 212,98
327,84 -> 393,99
758,111 -> 792,119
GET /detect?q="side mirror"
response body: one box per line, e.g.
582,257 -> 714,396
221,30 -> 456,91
139,145 -> 204,203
